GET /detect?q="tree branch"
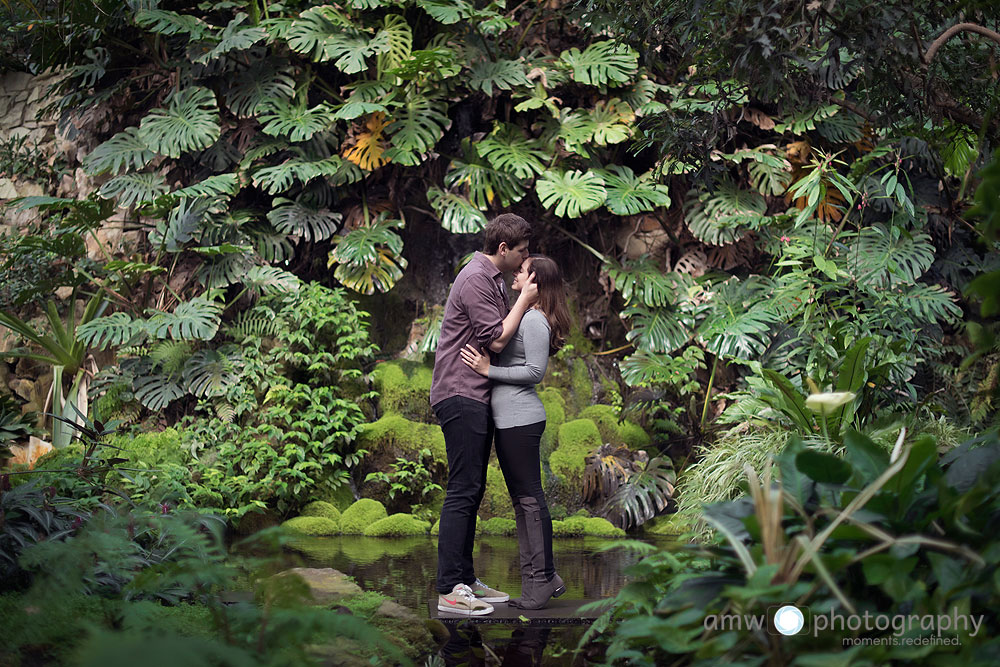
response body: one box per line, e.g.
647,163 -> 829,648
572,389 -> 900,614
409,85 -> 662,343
923,22 -> 1000,66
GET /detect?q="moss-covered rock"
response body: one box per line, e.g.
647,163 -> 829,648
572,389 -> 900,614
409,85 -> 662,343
301,501 -> 342,526
538,387 -> 567,462
363,513 -> 431,537
581,517 -> 625,537
552,516 -> 587,537
578,405 -> 650,449
269,567 -> 362,604
478,516 -> 516,536
478,463 -> 515,520
281,516 -> 340,536
430,519 -> 440,536
549,419 -> 602,486
371,360 -> 434,421
340,498 -> 388,534
316,483 -> 356,511
358,413 -> 446,464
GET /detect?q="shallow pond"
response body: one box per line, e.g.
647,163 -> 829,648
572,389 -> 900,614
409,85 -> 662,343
284,534 -> 673,665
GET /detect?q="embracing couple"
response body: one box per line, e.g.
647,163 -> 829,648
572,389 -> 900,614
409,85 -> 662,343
429,213 -> 570,616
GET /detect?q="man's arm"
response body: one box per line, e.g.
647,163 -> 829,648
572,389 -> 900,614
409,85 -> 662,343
464,272 -> 538,353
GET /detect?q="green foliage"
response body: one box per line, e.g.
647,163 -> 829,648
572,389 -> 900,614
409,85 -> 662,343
597,165 -> 671,216
370,360 -> 434,421
550,419 -> 603,485
477,516 -> 516,536
329,214 -> 408,295
339,498 -> 388,534
558,41 -> 639,86
364,448 -> 442,509
536,169 -> 607,218
138,87 -> 220,159
300,500 -> 342,524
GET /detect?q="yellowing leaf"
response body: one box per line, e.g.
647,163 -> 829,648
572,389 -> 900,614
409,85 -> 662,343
343,112 -> 391,170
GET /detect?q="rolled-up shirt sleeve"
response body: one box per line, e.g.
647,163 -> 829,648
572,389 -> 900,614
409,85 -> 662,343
462,273 -> 505,350
489,314 -> 550,385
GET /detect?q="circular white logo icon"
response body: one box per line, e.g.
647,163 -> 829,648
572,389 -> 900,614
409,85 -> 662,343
774,605 -> 805,636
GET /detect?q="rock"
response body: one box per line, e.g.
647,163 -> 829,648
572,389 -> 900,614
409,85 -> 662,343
272,568 -> 363,605
8,436 -> 53,469
4,72 -> 32,91
373,599 -> 437,660
55,286 -> 73,300
0,178 -> 17,200
9,378 -> 33,401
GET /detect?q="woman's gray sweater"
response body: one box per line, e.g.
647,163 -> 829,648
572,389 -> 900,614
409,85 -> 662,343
489,308 -> 550,429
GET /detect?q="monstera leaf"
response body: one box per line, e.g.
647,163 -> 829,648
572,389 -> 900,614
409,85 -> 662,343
445,139 -> 526,209
685,180 -> 768,246
427,187 -> 487,234
82,127 -> 154,176
621,304 -> 690,354
133,374 -> 185,411
596,165 -> 670,216
138,87 -> 221,158
259,100 -> 336,142
385,94 -> 450,164
267,198 -> 342,242
416,0 -> 473,23
76,312 -> 146,350
845,224 -> 935,288
98,172 -> 169,208
172,173 -> 240,199
224,59 -> 296,118
329,215 -> 408,294
243,266 -> 301,295
559,41 -> 638,86
145,296 -> 223,341
182,348 -> 242,397
476,124 -> 548,179
287,6 -> 389,73
134,8 -> 212,39
343,112 -> 390,170
193,13 -> 267,64
555,109 -> 597,156
536,169 -> 607,218
588,99 -> 634,145
376,14 -> 412,77
468,59 -> 531,95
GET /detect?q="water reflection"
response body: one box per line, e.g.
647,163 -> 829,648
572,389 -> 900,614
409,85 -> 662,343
284,534 -> 672,665
285,535 -> 658,613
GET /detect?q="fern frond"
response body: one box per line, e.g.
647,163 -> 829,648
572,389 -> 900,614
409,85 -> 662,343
149,340 -> 193,375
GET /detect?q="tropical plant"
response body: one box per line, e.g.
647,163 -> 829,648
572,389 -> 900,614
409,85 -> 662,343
583,443 -> 676,529
364,447 -> 442,512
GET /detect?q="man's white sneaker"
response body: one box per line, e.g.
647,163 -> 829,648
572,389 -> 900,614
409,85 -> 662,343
437,583 -> 494,615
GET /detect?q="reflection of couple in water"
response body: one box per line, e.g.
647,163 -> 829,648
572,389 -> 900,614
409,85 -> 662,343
430,213 -> 570,616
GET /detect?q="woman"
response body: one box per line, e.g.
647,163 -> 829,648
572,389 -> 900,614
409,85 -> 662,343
460,254 -> 571,610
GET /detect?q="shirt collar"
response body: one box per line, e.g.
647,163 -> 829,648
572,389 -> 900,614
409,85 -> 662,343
474,251 -> 503,280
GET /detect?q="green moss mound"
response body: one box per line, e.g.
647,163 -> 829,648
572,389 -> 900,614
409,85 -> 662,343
538,387 -> 567,462
430,519 -> 440,536
581,517 -> 625,537
552,516 -> 587,537
478,516 -> 516,536
644,513 -> 695,537
301,501 -> 342,525
371,360 -> 434,421
281,516 -> 339,536
363,513 -> 431,537
549,419 -> 602,485
578,405 -> 650,449
478,463 -> 514,520
340,498 -> 389,534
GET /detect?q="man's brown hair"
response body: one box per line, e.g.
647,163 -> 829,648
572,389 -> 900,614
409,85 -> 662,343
483,213 -> 532,254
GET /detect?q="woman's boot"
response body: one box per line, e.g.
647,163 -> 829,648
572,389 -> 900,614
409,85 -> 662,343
509,500 -> 532,606
508,497 -> 565,610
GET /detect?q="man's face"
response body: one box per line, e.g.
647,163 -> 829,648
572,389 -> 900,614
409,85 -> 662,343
501,241 -> 529,273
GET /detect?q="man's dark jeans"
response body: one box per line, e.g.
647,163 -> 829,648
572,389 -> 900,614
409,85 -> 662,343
433,395 -> 493,594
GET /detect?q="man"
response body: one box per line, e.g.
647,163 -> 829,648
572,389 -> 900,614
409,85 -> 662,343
431,213 -> 538,616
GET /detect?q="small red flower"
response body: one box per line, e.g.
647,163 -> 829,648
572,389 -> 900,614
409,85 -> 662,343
780,236 -> 791,243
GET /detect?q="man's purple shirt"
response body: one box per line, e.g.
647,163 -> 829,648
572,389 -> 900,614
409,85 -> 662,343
430,252 -> 509,407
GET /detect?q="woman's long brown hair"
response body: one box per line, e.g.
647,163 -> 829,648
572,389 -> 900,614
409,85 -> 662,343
525,254 -> 570,353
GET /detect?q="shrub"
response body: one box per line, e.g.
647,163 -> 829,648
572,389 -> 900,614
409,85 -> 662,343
478,517 -> 516,536
538,387 -> 567,462
108,428 -> 186,467
363,513 -> 430,537
300,501 -> 341,525
280,516 -> 339,536
340,499 -> 388,534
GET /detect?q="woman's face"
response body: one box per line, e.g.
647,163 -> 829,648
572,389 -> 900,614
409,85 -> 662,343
511,258 -> 533,292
